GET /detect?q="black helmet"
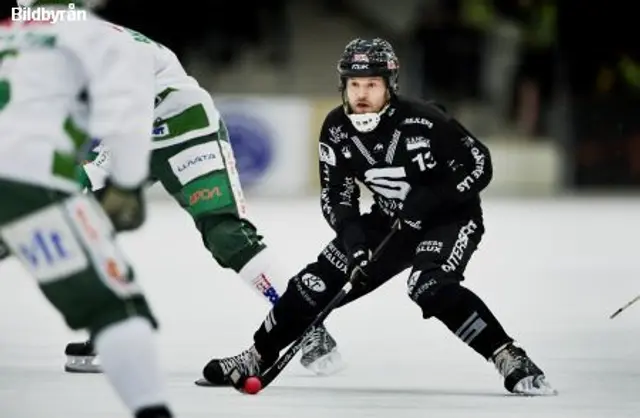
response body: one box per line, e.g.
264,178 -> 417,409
337,38 -> 400,93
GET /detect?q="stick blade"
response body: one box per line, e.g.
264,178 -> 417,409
609,295 -> 640,319
609,309 -> 623,319
194,378 -> 229,387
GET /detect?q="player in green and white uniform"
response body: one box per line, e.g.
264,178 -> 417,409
0,1 -> 177,416
62,14 -> 344,379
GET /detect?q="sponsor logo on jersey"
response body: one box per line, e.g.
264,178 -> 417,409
456,147 -> 486,192
327,125 -> 349,144
168,142 -> 224,185
442,220 -> 478,272
182,176 -> 234,215
189,187 -> 223,206
406,136 -> 430,151
152,124 -> 169,138
416,240 -> 443,254
402,117 -> 433,128
319,143 -> 337,166
300,273 -> 326,292
321,243 -> 348,274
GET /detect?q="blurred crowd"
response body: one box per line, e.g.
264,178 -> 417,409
412,0 -> 640,138
95,0 -> 638,185
2,0 -> 639,185
77,0 -> 637,140
3,1 -> 638,138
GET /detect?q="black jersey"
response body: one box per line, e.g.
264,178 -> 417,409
317,95 -> 492,237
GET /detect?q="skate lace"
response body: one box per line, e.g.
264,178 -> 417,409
303,326 -> 324,352
494,345 -> 526,378
218,348 -> 261,376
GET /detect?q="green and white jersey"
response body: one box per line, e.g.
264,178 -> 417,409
79,21 -> 222,191
111,26 -> 221,149
79,28 -> 223,190
0,6 -> 221,193
151,46 -> 220,150
0,7 -> 156,192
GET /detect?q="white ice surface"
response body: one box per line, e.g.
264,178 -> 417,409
1,196 -> 639,418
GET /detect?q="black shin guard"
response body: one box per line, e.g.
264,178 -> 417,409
253,273 -> 334,358
422,284 -> 513,359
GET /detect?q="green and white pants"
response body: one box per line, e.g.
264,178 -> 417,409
0,180 -> 156,338
79,120 -> 266,273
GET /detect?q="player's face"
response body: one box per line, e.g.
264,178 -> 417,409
345,77 -> 388,113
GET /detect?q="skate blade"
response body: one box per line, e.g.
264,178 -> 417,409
194,378 -> 231,387
512,375 -> 558,396
301,349 -> 346,376
64,356 -> 102,374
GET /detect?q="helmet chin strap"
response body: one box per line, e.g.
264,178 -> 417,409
346,103 -> 390,133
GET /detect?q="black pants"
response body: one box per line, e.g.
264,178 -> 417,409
253,210 -> 512,361
310,211 -> 484,310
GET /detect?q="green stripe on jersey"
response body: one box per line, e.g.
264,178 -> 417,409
152,104 -> 210,142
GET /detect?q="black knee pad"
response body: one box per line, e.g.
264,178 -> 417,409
253,261 -> 346,355
407,266 -> 463,319
255,242 -> 347,346
285,262 -> 345,313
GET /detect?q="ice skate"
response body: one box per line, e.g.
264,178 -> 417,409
64,340 -> 102,373
492,343 -> 557,396
196,345 -> 275,387
300,324 -> 345,376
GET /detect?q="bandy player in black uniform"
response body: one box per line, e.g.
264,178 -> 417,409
201,38 -> 556,396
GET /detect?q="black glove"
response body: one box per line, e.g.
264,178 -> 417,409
90,186 -> 107,201
98,181 -> 146,232
396,197 -> 428,234
349,246 -> 371,280
338,220 -> 371,281
397,214 -> 422,232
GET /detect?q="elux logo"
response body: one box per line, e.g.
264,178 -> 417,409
189,187 -> 222,205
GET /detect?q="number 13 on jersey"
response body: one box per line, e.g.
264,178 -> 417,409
412,151 -> 437,172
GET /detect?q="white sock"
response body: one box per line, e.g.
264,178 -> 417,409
238,247 -> 288,305
93,316 -> 168,414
